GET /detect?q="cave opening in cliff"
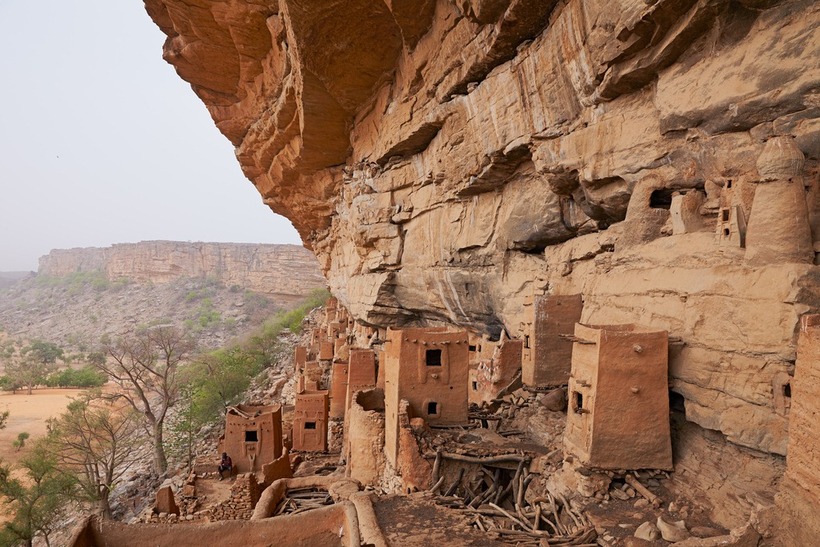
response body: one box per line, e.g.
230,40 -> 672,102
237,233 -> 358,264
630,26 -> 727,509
426,349 -> 442,366
669,390 -> 686,414
649,189 -> 675,209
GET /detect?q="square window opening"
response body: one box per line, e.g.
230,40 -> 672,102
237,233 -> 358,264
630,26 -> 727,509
304,422 -> 317,430
245,430 -> 258,442
426,349 -> 442,367
427,402 -> 439,415
721,209 -> 730,222
524,335 -> 531,349
472,381 -> 478,391
783,383 -> 791,398
469,345 -> 477,352
723,228 -> 730,237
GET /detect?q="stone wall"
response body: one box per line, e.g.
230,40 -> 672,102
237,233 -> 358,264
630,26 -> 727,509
38,241 -> 325,299
207,473 -> 261,521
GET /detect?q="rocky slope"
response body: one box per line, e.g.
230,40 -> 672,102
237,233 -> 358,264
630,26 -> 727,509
39,241 -> 325,302
2,242 -> 325,352
143,0 -> 820,541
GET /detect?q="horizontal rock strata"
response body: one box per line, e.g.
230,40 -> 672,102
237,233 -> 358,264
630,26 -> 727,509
143,0 -> 820,468
38,241 -> 325,299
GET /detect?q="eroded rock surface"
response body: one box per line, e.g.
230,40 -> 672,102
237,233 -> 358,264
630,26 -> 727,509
39,241 -> 325,299
143,0 -> 819,470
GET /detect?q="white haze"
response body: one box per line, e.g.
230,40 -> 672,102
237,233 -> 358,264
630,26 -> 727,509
0,0 -> 302,271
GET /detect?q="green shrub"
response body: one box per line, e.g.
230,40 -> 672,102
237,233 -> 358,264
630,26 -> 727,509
44,366 -> 107,388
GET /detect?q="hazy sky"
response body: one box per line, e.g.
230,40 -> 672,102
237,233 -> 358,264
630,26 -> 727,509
0,1 -> 302,271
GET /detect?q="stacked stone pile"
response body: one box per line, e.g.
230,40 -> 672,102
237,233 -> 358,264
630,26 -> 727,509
207,473 -> 261,521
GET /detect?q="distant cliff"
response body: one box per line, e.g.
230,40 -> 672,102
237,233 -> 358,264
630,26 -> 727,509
38,241 -> 325,300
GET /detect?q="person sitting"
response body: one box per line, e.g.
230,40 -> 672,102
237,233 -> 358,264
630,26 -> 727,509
217,452 -> 233,480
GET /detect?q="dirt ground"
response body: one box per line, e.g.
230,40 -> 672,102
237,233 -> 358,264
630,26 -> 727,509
0,388 -> 87,465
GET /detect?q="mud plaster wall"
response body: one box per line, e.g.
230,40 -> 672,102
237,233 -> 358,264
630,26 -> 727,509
70,506 -> 354,547
384,328 -> 469,466
346,388 -> 386,486
774,314 -> 820,545
524,294 -> 583,387
220,405 -> 283,473
293,391 -> 329,452
471,337 -> 522,404
565,324 -> 672,470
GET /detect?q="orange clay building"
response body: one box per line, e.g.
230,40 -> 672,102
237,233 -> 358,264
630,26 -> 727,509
329,362 -> 349,418
292,391 -> 329,452
470,335 -> 523,405
219,404 -> 283,473
523,294 -> 583,387
383,327 -> 469,466
564,323 -> 672,470
345,348 -> 377,411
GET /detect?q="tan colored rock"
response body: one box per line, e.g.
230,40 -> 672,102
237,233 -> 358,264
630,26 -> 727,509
38,242 -> 324,300
142,1 -> 820,540
635,521 -> 660,541
657,516 -> 690,542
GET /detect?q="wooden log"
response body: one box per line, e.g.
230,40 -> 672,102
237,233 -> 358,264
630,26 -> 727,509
625,474 -> 661,506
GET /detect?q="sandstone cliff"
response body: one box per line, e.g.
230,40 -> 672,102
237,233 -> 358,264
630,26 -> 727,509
39,241 -> 325,300
144,0 -> 820,462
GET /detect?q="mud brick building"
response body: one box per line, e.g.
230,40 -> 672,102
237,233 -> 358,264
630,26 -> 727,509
524,294 -> 583,387
564,323 -> 672,470
219,404 -> 283,473
329,361 -> 349,418
384,327 -> 469,466
293,391 -> 329,452
345,348 -> 377,411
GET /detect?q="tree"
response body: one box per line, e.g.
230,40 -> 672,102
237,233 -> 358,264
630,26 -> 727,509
13,432 -> 29,451
97,326 -> 194,475
0,441 -> 72,547
5,353 -> 53,395
0,410 -> 8,430
21,341 -> 63,366
47,396 -> 141,518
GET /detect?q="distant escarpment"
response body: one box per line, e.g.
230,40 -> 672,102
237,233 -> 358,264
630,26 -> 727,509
39,241 -> 325,301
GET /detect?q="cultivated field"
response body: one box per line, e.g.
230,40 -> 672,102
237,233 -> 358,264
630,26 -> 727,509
0,388 -> 88,465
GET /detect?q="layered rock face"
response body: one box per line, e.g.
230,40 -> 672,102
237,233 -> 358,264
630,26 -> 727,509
39,241 -> 324,299
144,0 -> 819,474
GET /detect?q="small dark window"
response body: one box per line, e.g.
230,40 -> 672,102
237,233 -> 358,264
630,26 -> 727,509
469,345 -> 477,352
649,189 -> 674,209
427,402 -> 439,415
723,228 -> 730,237
472,381 -> 478,391
426,349 -> 442,366
245,430 -> 258,442
721,209 -> 730,222
573,392 -> 584,413
304,422 -> 317,430
783,383 -> 791,398
726,179 -> 732,189
524,335 -> 530,349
